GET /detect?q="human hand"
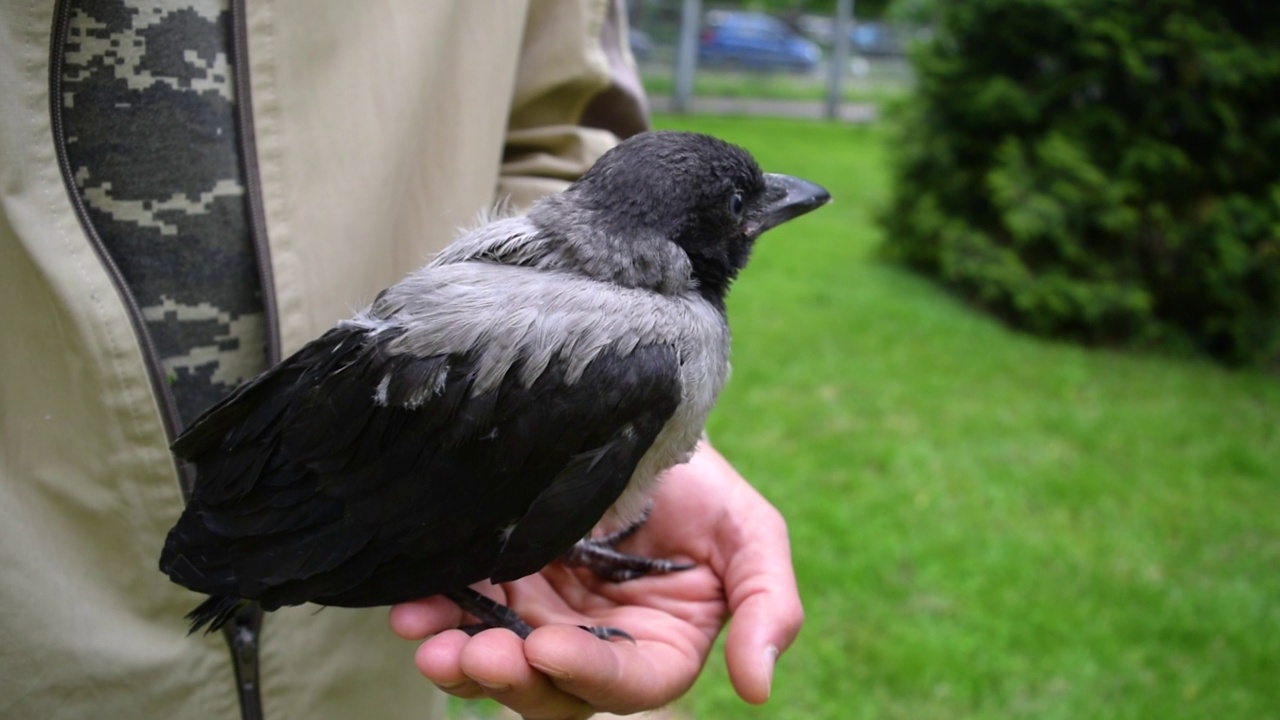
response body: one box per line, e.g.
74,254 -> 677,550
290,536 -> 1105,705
388,442 -> 804,719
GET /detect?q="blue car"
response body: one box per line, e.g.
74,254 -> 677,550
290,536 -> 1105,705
851,22 -> 905,58
699,12 -> 821,73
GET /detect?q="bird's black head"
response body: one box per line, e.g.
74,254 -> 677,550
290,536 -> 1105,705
531,131 -> 830,307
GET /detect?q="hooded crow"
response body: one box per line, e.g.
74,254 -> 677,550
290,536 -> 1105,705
159,130 -> 830,638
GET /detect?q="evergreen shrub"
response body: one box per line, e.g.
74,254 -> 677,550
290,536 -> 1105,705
883,0 -> 1280,364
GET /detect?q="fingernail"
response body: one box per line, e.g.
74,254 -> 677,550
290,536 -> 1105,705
763,645 -> 779,699
531,660 -> 572,680
434,680 -> 470,692
473,679 -> 512,693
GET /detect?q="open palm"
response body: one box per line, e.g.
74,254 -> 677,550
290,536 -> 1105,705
389,443 -> 803,719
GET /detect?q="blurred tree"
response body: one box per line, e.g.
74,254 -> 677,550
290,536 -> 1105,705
883,0 -> 1280,365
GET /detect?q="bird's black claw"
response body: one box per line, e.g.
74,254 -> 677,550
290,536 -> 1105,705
562,505 -> 695,583
578,624 -> 636,643
567,547 -> 695,582
446,589 -> 636,642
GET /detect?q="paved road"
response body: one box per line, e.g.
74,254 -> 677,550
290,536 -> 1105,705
648,95 -> 879,123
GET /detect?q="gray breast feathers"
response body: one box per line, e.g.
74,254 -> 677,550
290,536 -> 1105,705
348,263 -> 725,397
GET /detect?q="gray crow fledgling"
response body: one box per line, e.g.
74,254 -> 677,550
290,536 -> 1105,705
159,130 -> 830,638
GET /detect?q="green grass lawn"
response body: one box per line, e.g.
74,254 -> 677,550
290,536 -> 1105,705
641,66 -> 911,107
651,115 -> 1280,719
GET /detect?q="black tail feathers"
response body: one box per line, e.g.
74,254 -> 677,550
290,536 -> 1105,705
186,595 -> 248,635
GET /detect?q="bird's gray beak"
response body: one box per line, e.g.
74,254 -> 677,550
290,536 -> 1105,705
746,173 -> 832,238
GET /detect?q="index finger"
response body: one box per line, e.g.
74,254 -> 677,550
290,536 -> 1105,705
523,624 -> 704,715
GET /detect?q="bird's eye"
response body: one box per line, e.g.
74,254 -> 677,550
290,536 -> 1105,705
729,192 -> 745,218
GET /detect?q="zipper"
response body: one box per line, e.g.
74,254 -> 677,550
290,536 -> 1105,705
226,2 -> 274,717
50,3 -> 275,719
227,602 -> 266,720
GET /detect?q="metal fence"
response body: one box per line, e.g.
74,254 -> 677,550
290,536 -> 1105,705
627,0 -> 918,121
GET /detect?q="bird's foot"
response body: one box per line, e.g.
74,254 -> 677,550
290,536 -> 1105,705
578,624 -> 635,643
562,505 -> 695,583
446,588 -> 632,642
447,588 -> 533,639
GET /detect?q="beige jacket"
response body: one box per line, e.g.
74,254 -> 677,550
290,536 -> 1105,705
0,1 -> 647,718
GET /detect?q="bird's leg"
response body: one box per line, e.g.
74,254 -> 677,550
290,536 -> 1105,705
445,588 -> 634,642
445,588 -> 534,639
561,504 -> 695,583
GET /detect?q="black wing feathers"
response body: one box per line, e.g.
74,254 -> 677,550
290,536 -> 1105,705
160,323 -> 682,615
492,346 -> 679,581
